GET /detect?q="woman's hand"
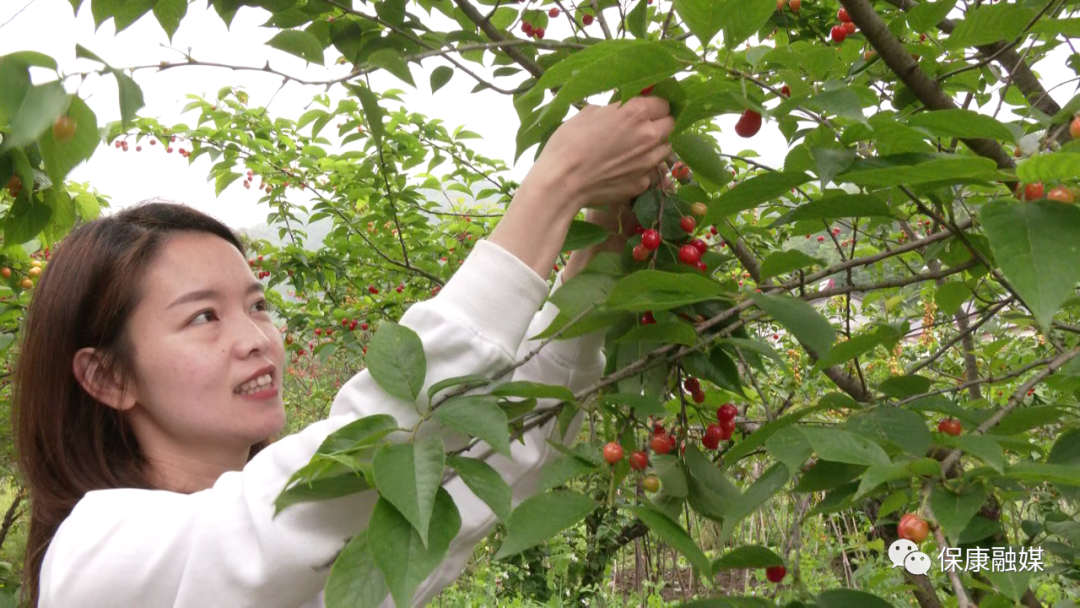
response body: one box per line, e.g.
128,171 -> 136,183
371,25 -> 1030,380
489,98 -> 674,280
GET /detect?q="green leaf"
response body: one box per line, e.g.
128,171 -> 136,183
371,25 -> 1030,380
712,545 -> 785,570
1048,429 -> 1080,466
274,456 -> 372,515
683,445 -> 738,520
152,0 -> 187,40
267,30 -> 325,65
674,0 -> 725,46
616,321 -> 698,346
539,452 -> 598,492
4,82 -> 69,149
494,491 -> 596,559
317,414 -> 399,455
1030,18 -> 1080,38
671,133 -> 730,191
984,552 -> 1033,602
0,56 -> 32,126
749,292 -> 835,357
683,348 -> 743,394
3,195 -> 53,246
1003,463 -> 1080,487
430,65 -> 454,93
324,532 -> 389,608
980,200 -> 1080,331
723,405 -> 824,465
811,329 -> 890,373
547,41 -> 682,105
759,250 -> 825,280
722,463 -> 790,541
839,156 -> 998,187
799,427 -> 891,466
877,374 -> 932,398
608,269 -> 726,312
114,72 -> 144,128
652,454 -> 688,498
794,461 -> 868,492
993,404 -> 1063,434
491,381 -> 576,403
704,171 -> 812,227
935,281 -> 971,316
956,434 -> 1004,473
367,49 -> 415,87
816,589 -> 895,608
372,436 -> 446,545
631,506 -> 712,577
447,456 -> 512,522
908,109 -> 1016,143
775,194 -> 892,226
847,406 -> 931,457
807,87 -> 867,123
350,82 -> 385,150
561,220 -> 610,251
626,0 -> 649,38
908,0 -> 956,32
369,489 -> 460,607
723,0 -> 775,49
434,395 -> 511,458
91,0 -> 155,32
426,374 -> 490,400
366,321 -> 426,403
811,148 -> 857,186
943,3 -> 1037,50
215,172 -> 242,197
1016,153 -> 1080,183
600,392 -> 667,416
930,483 -> 987,543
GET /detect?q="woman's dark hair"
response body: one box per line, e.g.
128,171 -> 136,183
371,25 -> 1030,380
12,200 -> 270,606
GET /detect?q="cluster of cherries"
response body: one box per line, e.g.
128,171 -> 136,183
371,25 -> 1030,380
831,8 -> 858,43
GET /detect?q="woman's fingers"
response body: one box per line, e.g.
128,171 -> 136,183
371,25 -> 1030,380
624,96 -> 672,122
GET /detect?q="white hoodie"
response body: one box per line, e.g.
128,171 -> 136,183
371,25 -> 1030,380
39,239 -> 607,607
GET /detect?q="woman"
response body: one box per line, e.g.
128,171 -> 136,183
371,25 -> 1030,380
13,96 -> 673,607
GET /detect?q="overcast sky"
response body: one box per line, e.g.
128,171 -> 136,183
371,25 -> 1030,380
0,0 -> 1073,230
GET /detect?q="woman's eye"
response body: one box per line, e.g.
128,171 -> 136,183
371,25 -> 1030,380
253,299 -> 271,313
192,310 -> 215,324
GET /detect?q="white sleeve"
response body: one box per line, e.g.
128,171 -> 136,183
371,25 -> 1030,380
404,268 -> 607,607
38,239 -> 559,608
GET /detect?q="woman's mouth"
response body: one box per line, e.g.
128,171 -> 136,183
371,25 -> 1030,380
235,373 -> 273,396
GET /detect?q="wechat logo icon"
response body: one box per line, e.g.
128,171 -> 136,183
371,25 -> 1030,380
889,539 -> 932,575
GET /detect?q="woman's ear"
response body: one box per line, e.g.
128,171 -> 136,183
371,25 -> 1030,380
73,348 -> 137,411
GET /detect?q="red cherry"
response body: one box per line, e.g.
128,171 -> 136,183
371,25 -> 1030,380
603,442 -> 624,464
684,377 -> 701,393
582,13 -> 594,25
691,389 -> 706,404
678,244 -> 702,265
817,235 -> 826,242
641,229 -> 661,250
718,418 -> 736,439
679,216 -> 696,233
838,7 -> 851,21
548,7 -> 559,17
898,513 -> 930,543
642,311 -> 656,325
1048,186 -> 1075,203
630,450 -> 649,471
780,85 -> 791,97
534,26 -> 545,39
831,25 -> 848,43
843,21 -> 856,34
717,403 -> 737,422
690,238 -> 707,255
702,424 -> 722,450
937,418 -> 962,436
651,434 -> 673,455
1070,116 -> 1080,139
640,85 -> 654,96
342,318 -> 350,326
734,109 -> 762,138
1017,182 -> 1045,201
349,320 -> 357,330
766,565 -> 787,583
694,260 -> 707,271
632,244 -> 650,262
522,21 -> 533,34
361,323 -> 369,330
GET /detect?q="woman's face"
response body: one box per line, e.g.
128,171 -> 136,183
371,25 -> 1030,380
122,232 -> 286,464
